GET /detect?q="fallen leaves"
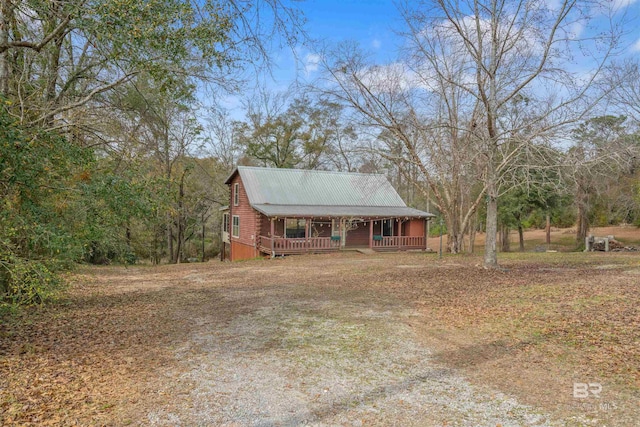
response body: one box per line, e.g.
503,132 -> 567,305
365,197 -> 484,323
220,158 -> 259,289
1,251 -> 639,425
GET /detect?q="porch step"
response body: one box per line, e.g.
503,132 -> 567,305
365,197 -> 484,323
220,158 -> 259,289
355,248 -> 376,255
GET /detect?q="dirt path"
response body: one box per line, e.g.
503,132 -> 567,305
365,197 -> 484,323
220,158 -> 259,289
139,264 -> 556,426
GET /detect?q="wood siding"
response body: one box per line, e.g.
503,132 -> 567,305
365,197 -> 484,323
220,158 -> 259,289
310,220 -> 332,238
259,215 -> 285,237
404,219 -> 425,237
231,241 -> 258,260
228,174 -> 259,261
345,222 -> 370,246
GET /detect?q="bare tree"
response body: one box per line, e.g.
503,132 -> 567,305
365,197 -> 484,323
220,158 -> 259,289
205,107 -> 243,170
320,0 -> 625,265
608,60 -> 640,123
566,115 -> 639,245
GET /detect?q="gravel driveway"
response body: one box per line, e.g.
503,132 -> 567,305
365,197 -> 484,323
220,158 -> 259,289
144,278 -> 557,426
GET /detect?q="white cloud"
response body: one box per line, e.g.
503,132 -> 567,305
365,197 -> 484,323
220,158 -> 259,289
568,21 -> 585,39
371,39 -> 382,49
543,0 -> 562,11
612,0 -> 638,12
632,38 -> 640,52
304,53 -> 321,75
355,62 -> 422,93
592,0 -> 638,15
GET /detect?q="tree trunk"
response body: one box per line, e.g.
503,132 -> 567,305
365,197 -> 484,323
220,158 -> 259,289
576,187 -> 590,246
484,170 -> 499,267
483,3 -> 500,268
153,225 -> 160,265
467,210 -> 477,254
485,194 -> 498,265
44,4 -> 64,107
168,217 -> 175,263
0,0 -> 11,96
576,203 -> 589,247
201,221 -> 206,262
174,225 -> 182,264
174,170 -> 187,264
447,232 -> 465,254
518,223 -> 525,252
545,213 -> 551,246
446,214 -> 464,254
500,225 -> 510,252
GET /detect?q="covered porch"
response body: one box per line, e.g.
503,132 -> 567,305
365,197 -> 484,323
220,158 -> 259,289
257,215 -> 428,256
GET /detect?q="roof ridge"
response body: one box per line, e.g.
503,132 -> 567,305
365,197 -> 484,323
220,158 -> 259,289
255,203 -> 407,208
236,166 -> 387,178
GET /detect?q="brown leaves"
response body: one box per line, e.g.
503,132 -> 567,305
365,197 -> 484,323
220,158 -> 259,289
1,251 -> 639,425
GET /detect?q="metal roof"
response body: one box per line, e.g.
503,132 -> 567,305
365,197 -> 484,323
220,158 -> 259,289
226,166 -> 433,218
253,204 -> 433,218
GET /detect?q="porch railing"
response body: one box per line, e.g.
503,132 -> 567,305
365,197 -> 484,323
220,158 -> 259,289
258,236 -> 340,254
372,235 -> 425,249
258,235 -> 425,255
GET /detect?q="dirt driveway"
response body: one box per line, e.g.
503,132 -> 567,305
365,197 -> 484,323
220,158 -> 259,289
145,270 -> 551,426
2,252 -> 639,426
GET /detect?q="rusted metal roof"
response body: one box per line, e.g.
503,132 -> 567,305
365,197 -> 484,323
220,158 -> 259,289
227,166 -> 433,218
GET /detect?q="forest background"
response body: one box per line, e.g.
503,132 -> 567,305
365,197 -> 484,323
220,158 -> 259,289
2,0 -> 640,307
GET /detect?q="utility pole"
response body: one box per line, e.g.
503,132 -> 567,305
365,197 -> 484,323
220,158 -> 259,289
426,187 -> 430,250
439,217 -> 443,259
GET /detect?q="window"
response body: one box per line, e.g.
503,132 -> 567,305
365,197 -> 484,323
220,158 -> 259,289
285,218 -> 306,238
222,213 -> 229,233
233,183 -> 239,206
382,219 -> 393,237
232,215 -> 240,238
331,219 -> 340,237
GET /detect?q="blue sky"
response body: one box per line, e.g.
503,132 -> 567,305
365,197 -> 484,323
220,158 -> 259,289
217,0 -> 640,115
217,1 -> 403,112
272,0 -> 402,86
297,0 -> 400,57
288,0 -> 640,77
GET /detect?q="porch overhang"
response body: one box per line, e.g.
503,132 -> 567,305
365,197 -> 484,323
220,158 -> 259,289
252,204 -> 434,219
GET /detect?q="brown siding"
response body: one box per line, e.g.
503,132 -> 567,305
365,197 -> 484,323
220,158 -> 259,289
230,241 -> 258,261
372,220 -> 383,236
259,214 -> 269,236
259,216 -> 285,237
228,173 -> 259,261
404,219 -> 425,237
310,220 -> 332,238
274,219 -> 285,236
346,222 -> 370,246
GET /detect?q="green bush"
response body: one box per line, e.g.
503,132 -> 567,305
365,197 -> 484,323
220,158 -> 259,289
1,251 -> 64,307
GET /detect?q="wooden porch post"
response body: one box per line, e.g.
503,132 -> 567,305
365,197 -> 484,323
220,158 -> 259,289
398,219 -> 403,250
305,218 -> 310,253
369,219 -> 374,248
270,218 -> 275,258
423,218 -> 428,251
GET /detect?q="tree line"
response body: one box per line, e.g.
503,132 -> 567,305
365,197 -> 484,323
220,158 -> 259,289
0,0 -> 301,307
2,0 -> 640,308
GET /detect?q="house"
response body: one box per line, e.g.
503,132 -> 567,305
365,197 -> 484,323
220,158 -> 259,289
221,166 -> 434,261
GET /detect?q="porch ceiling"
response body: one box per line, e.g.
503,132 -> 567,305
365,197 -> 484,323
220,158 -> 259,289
253,204 -> 434,218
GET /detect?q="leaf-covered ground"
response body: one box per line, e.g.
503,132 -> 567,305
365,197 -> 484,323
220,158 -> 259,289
1,249 -> 639,425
